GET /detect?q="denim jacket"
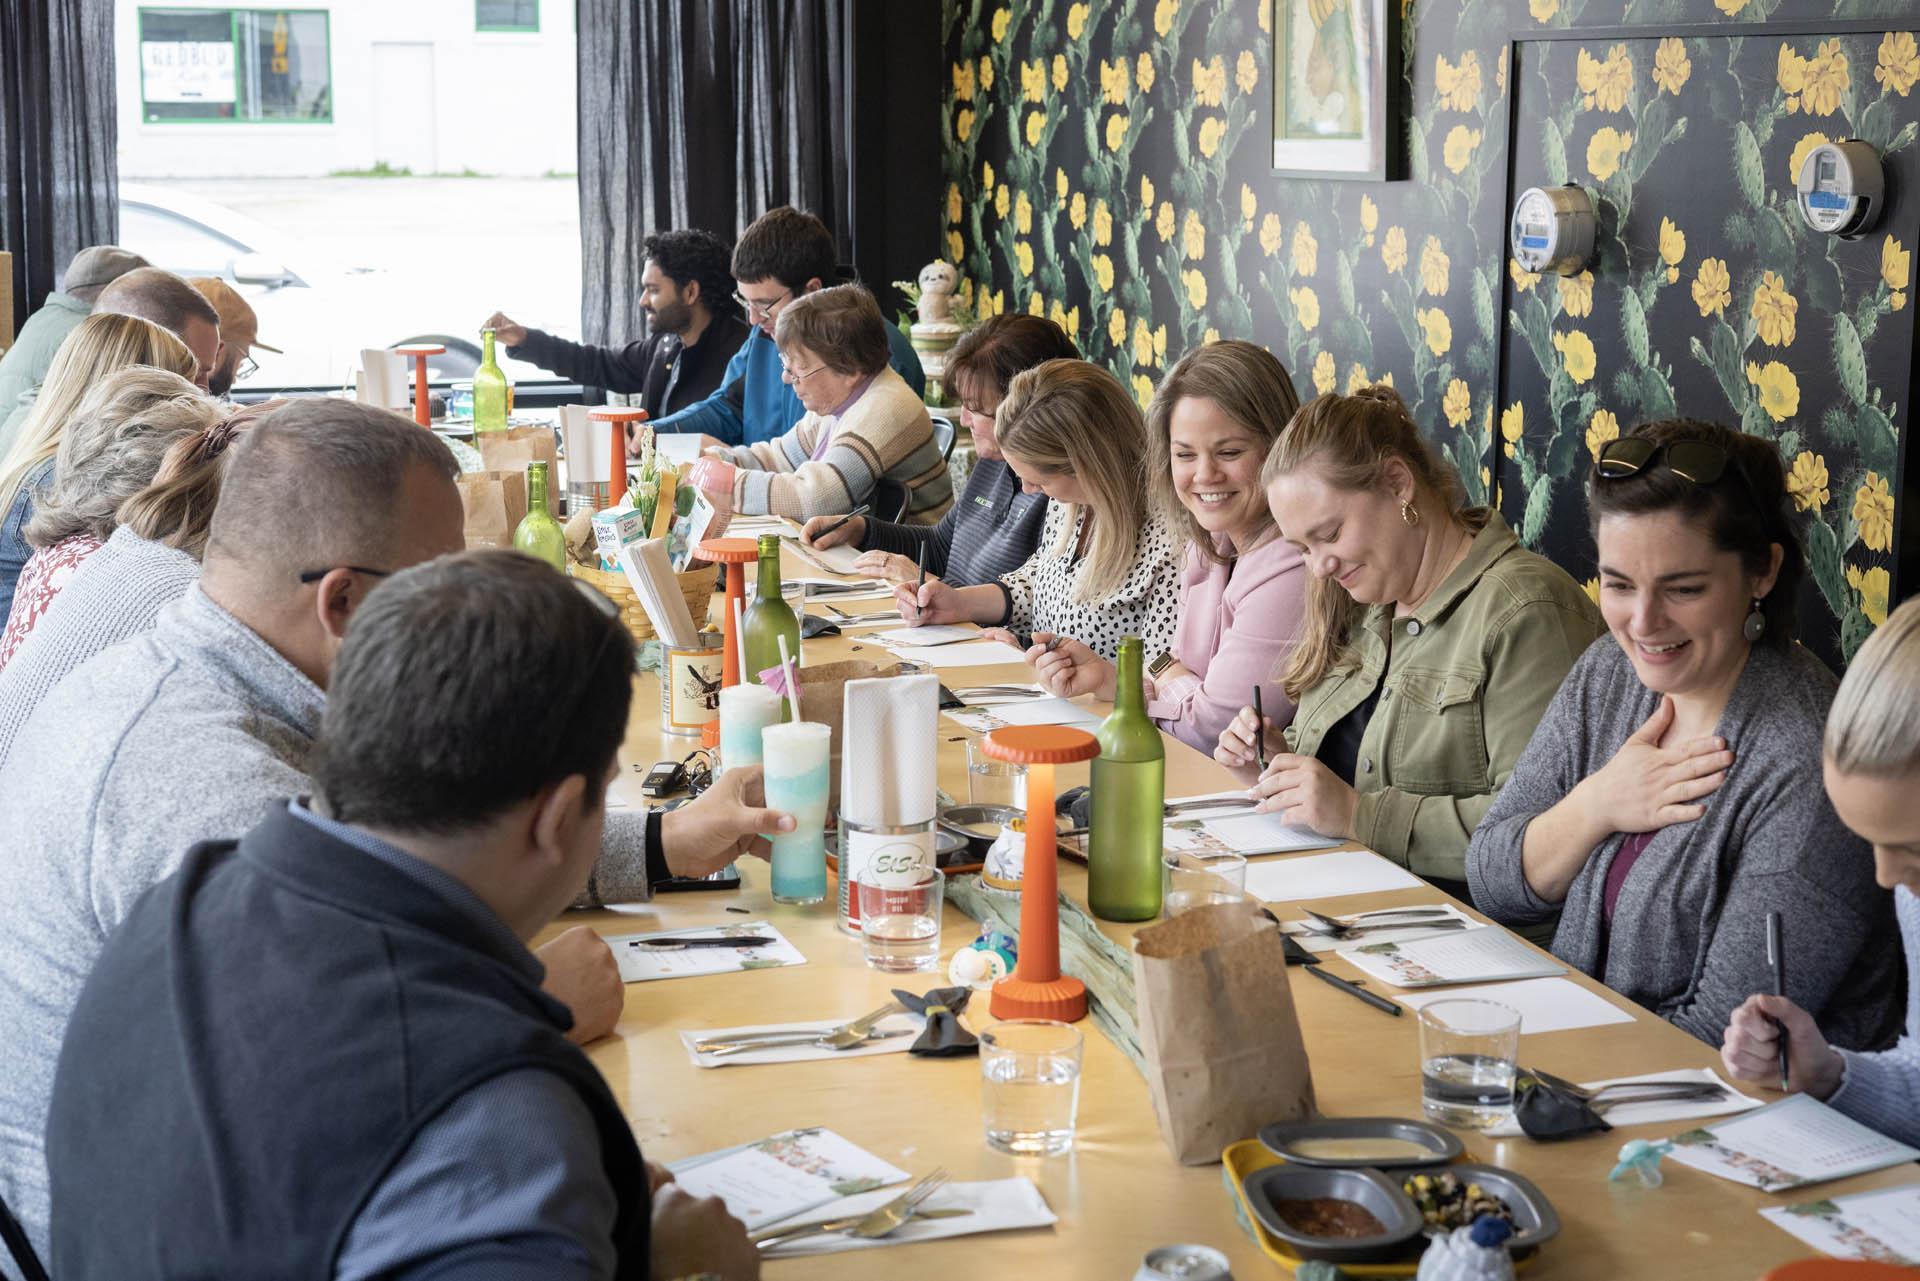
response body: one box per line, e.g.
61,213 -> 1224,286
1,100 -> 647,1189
1282,514 -> 1603,889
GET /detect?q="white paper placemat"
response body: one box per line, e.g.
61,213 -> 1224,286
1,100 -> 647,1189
943,697 -> 1103,733
1242,849 -> 1424,902
1336,926 -> 1565,988
889,639 -> 1029,667
1396,976 -> 1636,1033
678,1014 -> 924,1068
758,1178 -> 1057,1257
1485,1068 -> 1761,1137
607,921 -> 805,982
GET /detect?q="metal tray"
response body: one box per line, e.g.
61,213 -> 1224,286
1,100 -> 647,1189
1423,1163 -> 1562,1251
1257,1116 -> 1464,1170
1241,1164 -> 1424,1262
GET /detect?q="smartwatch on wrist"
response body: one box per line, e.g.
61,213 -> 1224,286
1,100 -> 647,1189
1147,650 -> 1176,679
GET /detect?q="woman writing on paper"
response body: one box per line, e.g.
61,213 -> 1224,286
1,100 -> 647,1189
1465,420 -> 1900,1051
1721,596 -> 1920,1141
1018,341 -> 1308,755
799,314 -> 1074,587
1213,386 -> 1601,910
687,284 -> 953,525
891,359 -> 1180,661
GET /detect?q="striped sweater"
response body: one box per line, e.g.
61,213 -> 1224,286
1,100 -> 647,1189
722,366 -> 953,525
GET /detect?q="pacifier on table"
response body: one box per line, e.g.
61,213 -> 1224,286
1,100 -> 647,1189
1608,1138 -> 1673,1187
947,923 -> 1017,990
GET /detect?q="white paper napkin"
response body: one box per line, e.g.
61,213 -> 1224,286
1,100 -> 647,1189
559,404 -> 618,491
1484,1067 -> 1762,1137
620,539 -> 698,648
356,349 -> 408,409
758,1179 -> 1057,1257
841,675 -> 940,827
677,1014 -> 924,1068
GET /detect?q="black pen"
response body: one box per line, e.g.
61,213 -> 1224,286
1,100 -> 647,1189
815,503 -> 870,542
1253,686 -> 1267,772
908,542 -> 928,621
1767,910 -> 1790,1090
1306,962 -> 1403,1016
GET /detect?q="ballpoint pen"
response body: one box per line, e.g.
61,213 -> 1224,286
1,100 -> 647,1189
1305,962 -> 1403,1016
628,934 -> 777,950
1767,910 -> 1790,1090
908,542 -> 928,621
814,503 -> 870,542
1253,686 -> 1267,772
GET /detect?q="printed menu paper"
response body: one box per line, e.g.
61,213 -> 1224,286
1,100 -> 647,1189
608,921 -> 806,983
943,697 -> 1103,734
668,1128 -> 909,1230
1241,849 -> 1424,902
1664,1094 -> 1920,1191
1335,926 -> 1566,988
1166,812 -> 1347,858
1396,976 -> 1636,1032
1760,1185 -> 1920,1264
864,624 -> 980,647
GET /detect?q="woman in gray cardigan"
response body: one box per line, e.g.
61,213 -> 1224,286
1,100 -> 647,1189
1466,420 -> 1902,1052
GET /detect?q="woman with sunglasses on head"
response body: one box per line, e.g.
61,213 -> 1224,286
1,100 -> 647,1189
799,314 -> 1076,588
687,284 -> 953,524
1467,420 -> 1901,1051
1214,386 -> 1602,909
1719,597 -> 1920,1141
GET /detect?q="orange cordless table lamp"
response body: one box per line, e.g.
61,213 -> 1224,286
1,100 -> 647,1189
587,407 -> 647,510
693,536 -> 762,749
392,344 -> 445,428
980,725 -> 1101,1022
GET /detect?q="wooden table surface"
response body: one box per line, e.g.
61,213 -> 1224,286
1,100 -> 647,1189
542,541 -> 1915,1279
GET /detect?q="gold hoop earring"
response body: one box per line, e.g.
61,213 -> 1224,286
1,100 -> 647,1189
1400,499 -> 1420,528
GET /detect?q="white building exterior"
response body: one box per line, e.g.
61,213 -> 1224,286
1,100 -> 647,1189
116,0 -> 578,178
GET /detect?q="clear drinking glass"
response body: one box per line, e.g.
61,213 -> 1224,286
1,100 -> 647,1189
981,1019 -> 1083,1156
967,737 -> 1027,808
858,870 -> 944,971
761,722 -> 831,905
1417,999 -> 1522,1129
1161,851 -> 1248,916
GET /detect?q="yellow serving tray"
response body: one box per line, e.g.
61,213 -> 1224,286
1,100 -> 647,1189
1220,1138 -> 1541,1276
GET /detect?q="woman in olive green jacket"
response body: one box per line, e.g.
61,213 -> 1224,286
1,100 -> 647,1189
1215,386 -> 1601,902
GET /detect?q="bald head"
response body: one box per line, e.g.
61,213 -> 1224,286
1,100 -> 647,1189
96,267 -> 222,388
205,399 -> 464,589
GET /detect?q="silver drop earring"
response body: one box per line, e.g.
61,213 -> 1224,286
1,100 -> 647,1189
1742,597 -> 1766,643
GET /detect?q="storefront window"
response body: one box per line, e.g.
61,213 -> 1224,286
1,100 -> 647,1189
139,8 -> 331,123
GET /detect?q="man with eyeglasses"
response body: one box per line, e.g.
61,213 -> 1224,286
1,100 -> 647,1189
0,399 -> 791,1272
188,277 -> 281,398
645,206 -> 925,450
485,229 -> 751,428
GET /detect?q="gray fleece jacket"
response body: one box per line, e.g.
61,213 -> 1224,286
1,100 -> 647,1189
1465,637 -> 1902,1053
0,586 -> 653,1268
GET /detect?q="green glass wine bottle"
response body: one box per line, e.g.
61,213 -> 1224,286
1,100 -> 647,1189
473,327 -> 510,450
512,462 -> 567,571
742,533 -> 800,715
1088,636 -> 1165,921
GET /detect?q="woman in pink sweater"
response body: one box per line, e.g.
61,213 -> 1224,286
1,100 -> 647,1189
1027,341 -> 1307,754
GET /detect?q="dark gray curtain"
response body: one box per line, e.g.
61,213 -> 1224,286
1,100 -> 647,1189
1,0 -> 117,334
577,0 -> 849,356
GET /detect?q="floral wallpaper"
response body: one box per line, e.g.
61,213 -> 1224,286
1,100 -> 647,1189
939,0 -> 1920,665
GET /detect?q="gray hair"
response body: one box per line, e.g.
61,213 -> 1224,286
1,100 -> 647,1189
773,283 -> 890,377
24,368 -> 218,548
205,399 -> 460,580
1826,596 -> 1920,776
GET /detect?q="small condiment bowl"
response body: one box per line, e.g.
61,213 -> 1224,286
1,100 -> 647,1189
1256,1116 -> 1463,1170
1241,1165 -> 1424,1262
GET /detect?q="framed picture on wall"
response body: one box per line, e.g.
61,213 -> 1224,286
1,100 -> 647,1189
1271,0 -> 1402,180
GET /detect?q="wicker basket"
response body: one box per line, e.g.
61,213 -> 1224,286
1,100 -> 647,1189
569,557 -> 718,644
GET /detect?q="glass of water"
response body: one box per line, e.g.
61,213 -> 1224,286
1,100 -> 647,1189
857,869 -> 944,971
1161,851 -> 1248,916
967,737 -> 1027,808
1417,999 -> 1521,1129
981,1019 -> 1083,1156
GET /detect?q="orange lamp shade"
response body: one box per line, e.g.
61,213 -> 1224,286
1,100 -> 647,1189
392,344 -> 445,429
588,407 -> 647,510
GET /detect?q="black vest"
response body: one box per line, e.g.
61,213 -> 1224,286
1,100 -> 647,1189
44,806 -> 649,1279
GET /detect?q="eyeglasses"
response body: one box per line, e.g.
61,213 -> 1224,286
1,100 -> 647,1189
297,566 -> 391,585
779,359 -> 826,383
1595,436 -> 1764,512
733,287 -> 793,320
219,343 -> 259,384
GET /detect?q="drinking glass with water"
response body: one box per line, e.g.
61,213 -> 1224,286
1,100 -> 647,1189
1161,851 -> 1248,916
981,1019 -> 1083,1156
857,870 -> 944,971
966,737 -> 1026,808
1417,999 -> 1521,1129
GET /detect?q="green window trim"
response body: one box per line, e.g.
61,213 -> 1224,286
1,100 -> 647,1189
137,7 -> 334,125
475,0 -> 539,32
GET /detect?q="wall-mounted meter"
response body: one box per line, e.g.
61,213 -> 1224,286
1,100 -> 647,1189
1796,140 -> 1884,239
1509,185 -> 1596,276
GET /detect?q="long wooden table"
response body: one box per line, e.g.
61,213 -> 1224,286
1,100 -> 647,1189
543,543 -> 1916,1278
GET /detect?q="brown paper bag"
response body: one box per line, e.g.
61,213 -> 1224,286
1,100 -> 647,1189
457,470 -> 527,550
1132,902 -> 1316,1164
477,426 -> 561,515
793,659 -> 915,809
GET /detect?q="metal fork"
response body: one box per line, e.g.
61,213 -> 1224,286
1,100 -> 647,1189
1300,906 -> 1455,931
693,1001 -> 900,1053
751,1168 -> 951,1249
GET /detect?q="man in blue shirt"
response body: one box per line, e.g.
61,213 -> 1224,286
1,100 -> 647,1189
647,205 -> 924,449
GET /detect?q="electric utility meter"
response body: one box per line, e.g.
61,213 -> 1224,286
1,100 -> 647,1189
1509,185 -> 1596,276
1796,139 -> 1885,240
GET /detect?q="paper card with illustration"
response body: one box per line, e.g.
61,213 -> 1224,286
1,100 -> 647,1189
1760,1185 -> 1920,1265
667,1127 -> 910,1231
1165,811 -> 1347,858
862,624 -> 979,647
1663,1094 -> 1920,1192
607,920 -> 806,983
782,532 -> 864,575
1334,926 -> 1565,988
1280,902 -> 1480,952
942,697 -> 1103,734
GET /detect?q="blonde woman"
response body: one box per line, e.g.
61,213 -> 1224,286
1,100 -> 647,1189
897,359 -> 1179,660
1,369 -> 219,668
0,314 -> 197,624
1024,341 -> 1307,754
1721,596 -> 1920,1142
1215,386 -> 1600,902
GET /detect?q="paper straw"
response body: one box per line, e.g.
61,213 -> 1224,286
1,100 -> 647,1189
732,595 -> 747,680
777,634 -> 801,724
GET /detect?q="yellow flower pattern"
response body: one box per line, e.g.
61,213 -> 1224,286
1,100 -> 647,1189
1100,58 -> 1130,105
1092,254 -> 1114,292
1787,131 -> 1832,184
1854,566 -> 1891,627
1192,55 -> 1225,107
1015,240 -> 1034,275
956,108 -> 975,142
1093,199 -> 1113,247
1558,269 -> 1594,318
1443,378 -> 1471,427
1576,45 -> 1634,113
1015,191 -> 1033,234
1312,350 -> 1337,394
1292,222 -> 1318,277
1509,258 -> 1541,293
1586,127 -> 1634,181
1585,408 -> 1619,460
1658,218 -> 1685,283
994,183 -> 1010,220
1693,257 -> 1731,317
1359,195 -> 1378,245
946,183 -> 962,225
1198,116 -> 1226,159
1051,54 -> 1068,94
1653,38 -> 1691,95
1108,306 -> 1126,347
1240,184 -> 1257,231
1418,236 -> 1450,297
1854,472 -> 1894,552
1500,402 -> 1524,459
1259,213 -> 1283,257
1183,209 -> 1206,261
1153,0 -> 1178,39
1529,0 -> 1558,20
1184,269 -> 1209,310
991,8 -> 1010,42
1435,52 -> 1482,113
1787,451 -> 1830,512
1066,3 -> 1089,39
1105,113 -> 1130,152
1442,126 -> 1483,174
1751,270 -> 1798,347
1382,226 -> 1408,274
1877,31 -> 1919,97
952,62 -> 975,101
1136,51 -> 1156,94
1069,191 -> 1087,231
1236,50 -> 1258,95
1881,235 -> 1910,293
1746,360 -> 1801,423
1290,286 -> 1320,330
1417,307 -> 1452,356
1553,329 -> 1597,383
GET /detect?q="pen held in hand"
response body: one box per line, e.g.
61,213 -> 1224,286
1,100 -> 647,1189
1305,962 -> 1402,1016
1766,910 -> 1790,1090
815,502 -> 870,542
1253,686 -> 1267,772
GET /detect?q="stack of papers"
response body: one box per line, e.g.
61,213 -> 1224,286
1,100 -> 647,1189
1761,1185 -> 1920,1264
668,1128 -> 908,1230
943,697 -> 1102,734
607,921 -> 806,983
1664,1094 -> 1920,1191
1335,926 -> 1566,988
1241,849 -> 1424,902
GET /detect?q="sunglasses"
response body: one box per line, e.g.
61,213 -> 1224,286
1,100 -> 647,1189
1595,437 -> 1735,485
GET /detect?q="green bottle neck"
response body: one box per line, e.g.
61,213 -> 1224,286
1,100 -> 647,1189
526,463 -> 550,513
481,330 -> 498,368
755,536 -> 782,597
1113,639 -> 1146,716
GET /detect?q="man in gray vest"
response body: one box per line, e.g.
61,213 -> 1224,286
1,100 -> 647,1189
45,550 -> 757,1279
